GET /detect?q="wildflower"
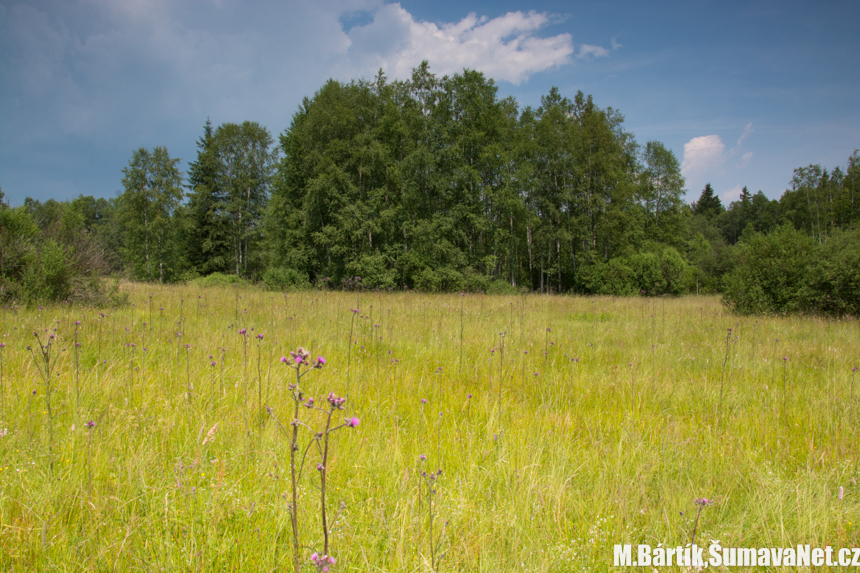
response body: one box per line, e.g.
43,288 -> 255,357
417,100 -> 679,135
311,553 -> 336,572
327,392 -> 346,409
694,498 -> 713,506
419,454 -> 427,462
238,328 -> 247,335
280,356 -> 288,363
421,398 -> 428,405
256,334 -> 263,340
305,397 -> 315,408
346,417 -> 360,428
86,420 -> 96,428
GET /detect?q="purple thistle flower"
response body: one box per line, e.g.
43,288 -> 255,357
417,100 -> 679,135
317,356 -> 326,366
86,420 -> 96,428
327,392 -> 346,409
346,417 -> 360,427
421,398 -> 428,405
419,454 -> 427,462
280,356 -> 288,363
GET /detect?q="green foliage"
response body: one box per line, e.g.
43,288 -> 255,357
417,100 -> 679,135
118,146 -> 184,283
692,183 -> 724,219
262,267 -> 311,291
578,247 -> 688,296
723,225 -> 816,315
639,141 -> 686,246
268,65 -> 653,293
810,227 -> 860,316
194,272 -> 249,288
0,206 -> 108,304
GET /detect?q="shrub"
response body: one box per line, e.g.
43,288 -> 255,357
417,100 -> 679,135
343,254 -> 396,290
722,224 -> 816,315
263,267 -> 311,291
0,207 -> 109,304
195,272 -> 249,288
811,228 -> 860,317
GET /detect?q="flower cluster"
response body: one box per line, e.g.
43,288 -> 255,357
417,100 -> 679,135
327,392 -> 346,409
310,552 -> 336,572
694,497 -> 713,506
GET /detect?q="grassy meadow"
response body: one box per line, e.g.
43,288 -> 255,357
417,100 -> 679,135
0,283 -> 858,571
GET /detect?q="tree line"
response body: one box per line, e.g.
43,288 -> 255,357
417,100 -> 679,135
1,63 -> 858,313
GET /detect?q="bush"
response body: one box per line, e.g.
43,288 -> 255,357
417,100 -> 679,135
485,279 -> 519,295
579,258 -> 637,295
722,224 -> 816,315
0,206 -> 109,305
414,267 -> 464,293
811,228 -> 860,317
659,247 -> 687,295
628,252 -> 665,295
263,267 -> 311,291
195,272 -> 249,288
343,254 -> 396,290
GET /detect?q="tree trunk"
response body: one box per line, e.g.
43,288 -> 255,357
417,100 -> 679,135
527,225 -> 533,291
144,204 -> 150,282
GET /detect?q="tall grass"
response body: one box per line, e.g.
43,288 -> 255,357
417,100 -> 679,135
0,284 -> 857,571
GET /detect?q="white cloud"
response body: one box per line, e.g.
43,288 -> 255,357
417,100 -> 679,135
721,185 -> 743,203
578,44 -> 609,59
342,5 -> 575,84
737,151 -> 753,168
681,135 -> 726,181
737,122 -> 753,146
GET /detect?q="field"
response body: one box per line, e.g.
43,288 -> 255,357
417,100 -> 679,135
0,283 -> 858,572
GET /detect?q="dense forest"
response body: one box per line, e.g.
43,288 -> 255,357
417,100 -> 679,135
1,63 -> 858,314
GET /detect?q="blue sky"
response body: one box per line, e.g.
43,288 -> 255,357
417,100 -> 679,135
1,0 -> 858,207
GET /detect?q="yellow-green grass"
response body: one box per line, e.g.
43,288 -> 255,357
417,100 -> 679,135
0,284 -> 857,572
